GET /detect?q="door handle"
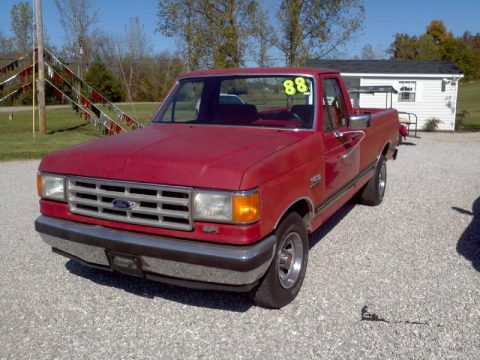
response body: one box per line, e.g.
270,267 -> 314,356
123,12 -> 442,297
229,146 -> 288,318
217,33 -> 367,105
334,130 -> 344,139
338,130 -> 366,159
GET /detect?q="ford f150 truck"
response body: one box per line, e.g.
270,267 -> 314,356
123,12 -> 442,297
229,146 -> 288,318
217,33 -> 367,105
35,68 -> 399,308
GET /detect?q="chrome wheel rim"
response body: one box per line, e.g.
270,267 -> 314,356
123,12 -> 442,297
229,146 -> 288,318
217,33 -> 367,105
378,161 -> 386,198
278,232 -> 304,289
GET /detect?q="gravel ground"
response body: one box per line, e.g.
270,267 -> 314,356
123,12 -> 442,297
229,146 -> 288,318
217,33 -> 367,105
0,132 -> 479,359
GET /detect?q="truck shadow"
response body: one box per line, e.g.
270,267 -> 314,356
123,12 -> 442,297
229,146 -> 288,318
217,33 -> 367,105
64,260 -> 254,312
399,141 -> 416,146
309,200 -> 356,249
454,197 -> 480,272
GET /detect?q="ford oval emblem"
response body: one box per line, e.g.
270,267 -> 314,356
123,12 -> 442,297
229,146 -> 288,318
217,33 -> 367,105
112,199 -> 136,210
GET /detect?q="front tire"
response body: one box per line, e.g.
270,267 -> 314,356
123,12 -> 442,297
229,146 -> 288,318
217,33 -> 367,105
253,212 -> 309,309
359,156 -> 387,206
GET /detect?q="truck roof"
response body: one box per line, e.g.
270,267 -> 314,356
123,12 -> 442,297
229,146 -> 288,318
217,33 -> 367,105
180,67 -> 339,78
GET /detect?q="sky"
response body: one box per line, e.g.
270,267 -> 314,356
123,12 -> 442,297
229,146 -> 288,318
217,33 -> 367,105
0,0 -> 479,63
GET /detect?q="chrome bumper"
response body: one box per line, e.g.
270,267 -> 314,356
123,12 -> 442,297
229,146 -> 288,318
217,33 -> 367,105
35,216 -> 276,290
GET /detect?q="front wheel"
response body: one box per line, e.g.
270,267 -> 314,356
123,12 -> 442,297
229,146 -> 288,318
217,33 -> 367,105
358,155 -> 387,206
253,212 -> 309,309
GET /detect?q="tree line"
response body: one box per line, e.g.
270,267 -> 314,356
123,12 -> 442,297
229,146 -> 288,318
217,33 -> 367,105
1,1 -> 479,105
1,0 -> 364,103
388,20 -> 480,80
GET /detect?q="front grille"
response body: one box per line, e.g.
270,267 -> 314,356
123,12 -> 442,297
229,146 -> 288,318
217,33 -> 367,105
67,177 -> 193,231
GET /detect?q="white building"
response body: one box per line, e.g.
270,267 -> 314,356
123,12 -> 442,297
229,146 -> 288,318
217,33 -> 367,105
307,60 -> 464,131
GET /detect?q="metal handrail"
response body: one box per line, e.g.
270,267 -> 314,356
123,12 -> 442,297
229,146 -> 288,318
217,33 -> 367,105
398,111 -> 418,137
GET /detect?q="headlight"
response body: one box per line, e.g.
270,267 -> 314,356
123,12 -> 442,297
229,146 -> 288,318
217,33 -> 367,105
37,173 -> 66,201
193,190 -> 260,224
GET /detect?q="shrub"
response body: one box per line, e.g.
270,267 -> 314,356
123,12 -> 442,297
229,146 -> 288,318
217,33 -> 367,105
84,60 -> 125,102
424,118 -> 441,132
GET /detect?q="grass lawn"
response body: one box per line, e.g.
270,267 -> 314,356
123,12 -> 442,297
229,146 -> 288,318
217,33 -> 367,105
456,80 -> 480,130
0,85 -> 478,161
0,103 -> 159,161
116,102 -> 160,123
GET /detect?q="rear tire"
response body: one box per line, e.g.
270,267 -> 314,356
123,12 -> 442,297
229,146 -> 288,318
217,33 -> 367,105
253,213 -> 308,309
359,156 -> 387,206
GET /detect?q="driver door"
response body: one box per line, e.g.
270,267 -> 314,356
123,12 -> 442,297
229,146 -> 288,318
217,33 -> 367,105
321,77 -> 360,201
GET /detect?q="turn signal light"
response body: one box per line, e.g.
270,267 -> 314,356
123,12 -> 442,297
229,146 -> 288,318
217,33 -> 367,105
233,192 -> 260,223
37,174 -> 42,197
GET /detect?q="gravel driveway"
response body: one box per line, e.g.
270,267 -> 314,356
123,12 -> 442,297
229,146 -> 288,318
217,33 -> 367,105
1,132 -> 479,359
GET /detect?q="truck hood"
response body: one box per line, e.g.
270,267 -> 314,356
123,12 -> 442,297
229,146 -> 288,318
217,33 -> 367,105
39,124 -> 305,190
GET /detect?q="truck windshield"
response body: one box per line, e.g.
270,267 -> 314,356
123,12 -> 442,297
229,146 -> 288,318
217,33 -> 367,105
153,75 -> 315,129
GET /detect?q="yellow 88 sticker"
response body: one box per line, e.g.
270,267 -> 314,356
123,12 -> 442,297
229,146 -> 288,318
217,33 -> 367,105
283,77 -> 309,95
295,77 -> 309,93
283,80 -> 297,95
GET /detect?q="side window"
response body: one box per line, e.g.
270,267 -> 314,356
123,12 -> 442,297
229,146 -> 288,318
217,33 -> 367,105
160,81 -> 204,122
322,79 -> 348,131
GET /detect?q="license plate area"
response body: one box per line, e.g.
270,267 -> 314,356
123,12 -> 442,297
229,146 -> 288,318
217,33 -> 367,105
106,250 -> 144,277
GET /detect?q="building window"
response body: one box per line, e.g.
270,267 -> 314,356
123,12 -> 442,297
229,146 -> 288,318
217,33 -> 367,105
398,81 -> 416,102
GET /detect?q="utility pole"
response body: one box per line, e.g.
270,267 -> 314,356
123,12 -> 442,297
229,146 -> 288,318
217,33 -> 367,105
35,0 -> 46,134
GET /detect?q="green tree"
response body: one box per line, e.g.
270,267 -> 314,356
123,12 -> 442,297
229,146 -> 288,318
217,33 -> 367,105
388,34 -> 418,60
426,20 -> 450,46
84,60 -> 125,102
443,37 -> 477,79
277,0 -> 365,66
415,34 -> 442,60
389,21 -> 479,79
122,52 -> 184,102
10,1 -> 33,54
145,52 -> 184,101
197,0 -> 258,68
277,0 -> 305,66
462,32 -> 480,79
157,0 -> 259,69
0,30 -> 14,67
157,0 -> 209,70
389,22 -> 447,61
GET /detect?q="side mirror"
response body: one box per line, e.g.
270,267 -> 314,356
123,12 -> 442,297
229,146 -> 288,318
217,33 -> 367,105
348,114 -> 371,130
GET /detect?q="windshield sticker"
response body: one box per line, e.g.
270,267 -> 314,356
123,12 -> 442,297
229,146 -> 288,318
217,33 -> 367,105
283,77 -> 310,95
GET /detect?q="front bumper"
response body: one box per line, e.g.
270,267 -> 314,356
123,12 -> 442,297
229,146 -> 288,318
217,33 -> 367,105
35,216 -> 276,292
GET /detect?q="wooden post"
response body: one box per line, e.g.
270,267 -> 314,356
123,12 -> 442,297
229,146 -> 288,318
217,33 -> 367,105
35,0 -> 46,134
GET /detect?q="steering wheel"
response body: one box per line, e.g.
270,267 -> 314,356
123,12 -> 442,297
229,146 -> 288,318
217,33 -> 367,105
289,112 -> 304,125
273,110 -> 304,127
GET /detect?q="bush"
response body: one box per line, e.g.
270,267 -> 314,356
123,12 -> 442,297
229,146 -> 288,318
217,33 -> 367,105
424,118 -> 441,132
84,60 -> 125,102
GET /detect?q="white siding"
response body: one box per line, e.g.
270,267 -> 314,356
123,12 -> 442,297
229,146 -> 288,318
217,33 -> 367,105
343,75 -> 458,131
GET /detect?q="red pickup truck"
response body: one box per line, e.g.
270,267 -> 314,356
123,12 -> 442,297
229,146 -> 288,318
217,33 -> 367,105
35,68 -> 399,308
